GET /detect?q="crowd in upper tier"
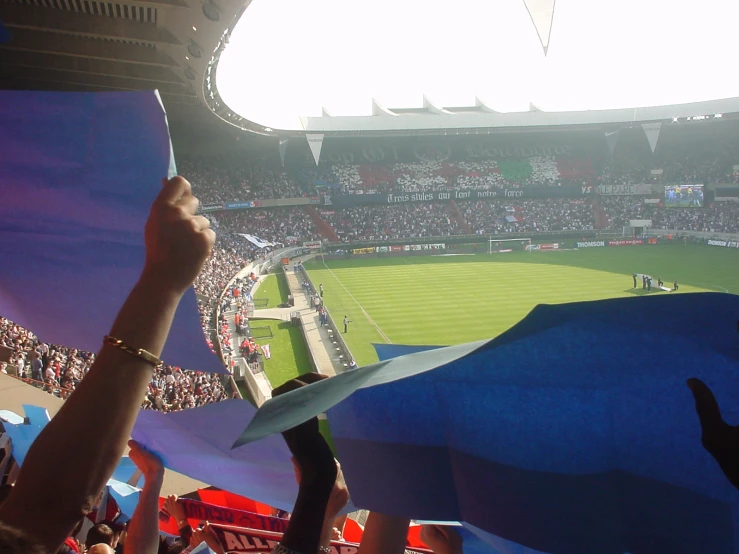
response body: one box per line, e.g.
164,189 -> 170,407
182,129 -> 739,204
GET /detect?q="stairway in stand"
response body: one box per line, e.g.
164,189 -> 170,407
591,198 -> 609,230
449,200 -> 472,234
304,206 -> 339,242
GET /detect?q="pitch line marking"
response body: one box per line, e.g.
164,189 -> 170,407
321,261 -> 393,344
693,282 -> 730,293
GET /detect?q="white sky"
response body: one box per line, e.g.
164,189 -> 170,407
217,0 -> 739,130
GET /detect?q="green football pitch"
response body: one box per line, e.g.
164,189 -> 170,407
305,244 -> 739,366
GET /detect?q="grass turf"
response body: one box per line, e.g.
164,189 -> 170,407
248,318 -> 313,388
253,272 -> 290,308
305,244 -> 739,365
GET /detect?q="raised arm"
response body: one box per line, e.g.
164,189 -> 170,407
0,177 -> 214,552
124,441 -> 166,554
273,375 -> 348,554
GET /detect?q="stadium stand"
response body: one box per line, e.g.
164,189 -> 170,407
460,199 -> 595,234
599,197 -> 739,233
210,208 -> 321,245
322,204 -> 461,241
179,157 -> 314,201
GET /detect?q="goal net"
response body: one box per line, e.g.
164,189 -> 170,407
488,238 -> 532,254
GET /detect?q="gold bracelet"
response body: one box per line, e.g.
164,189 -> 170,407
103,336 -> 163,369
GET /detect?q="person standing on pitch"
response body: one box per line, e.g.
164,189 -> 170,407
632,274 -> 637,288
673,280 -> 679,291
343,315 -> 351,334
320,283 -> 324,298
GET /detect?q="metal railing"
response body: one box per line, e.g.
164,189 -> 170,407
7,374 -> 75,399
294,264 -> 354,371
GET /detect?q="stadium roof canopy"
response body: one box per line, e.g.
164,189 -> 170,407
215,0 -> 739,133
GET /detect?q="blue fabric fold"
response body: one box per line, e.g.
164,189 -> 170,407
233,293 -> 739,553
0,90 -> 222,373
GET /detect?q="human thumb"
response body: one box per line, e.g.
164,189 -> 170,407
688,378 -> 725,436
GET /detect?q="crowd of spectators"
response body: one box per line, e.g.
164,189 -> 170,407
190,155 -> 595,202
323,204 -> 461,241
599,197 -> 739,234
461,199 -> 595,235
0,313 -> 230,409
0,217 -> 260,410
183,139 -> 739,205
211,208 -> 320,246
180,156 -> 311,203
193,246 -> 247,299
318,200 -> 595,241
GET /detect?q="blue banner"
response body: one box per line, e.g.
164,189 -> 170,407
0,91 -> 223,373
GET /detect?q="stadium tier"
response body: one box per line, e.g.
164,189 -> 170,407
182,122 -> 739,205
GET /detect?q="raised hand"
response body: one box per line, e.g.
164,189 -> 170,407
291,457 -> 350,520
191,523 -> 225,554
143,176 -> 215,296
688,378 -> 739,489
273,373 -> 344,554
128,440 -> 164,483
273,373 -> 336,485
163,495 -> 187,526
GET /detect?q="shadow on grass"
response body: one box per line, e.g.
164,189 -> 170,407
624,288 -> 665,296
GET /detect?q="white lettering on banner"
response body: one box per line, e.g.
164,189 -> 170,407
577,241 -> 606,248
303,241 -> 322,250
608,239 -> 645,246
581,185 -> 594,194
505,190 -> 524,197
705,239 -> 739,248
598,184 -> 653,196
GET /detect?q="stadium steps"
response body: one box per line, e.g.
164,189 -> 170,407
592,198 -> 609,229
304,206 -> 339,241
449,200 -> 472,234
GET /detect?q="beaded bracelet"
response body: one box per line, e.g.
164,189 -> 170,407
103,335 -> 163,369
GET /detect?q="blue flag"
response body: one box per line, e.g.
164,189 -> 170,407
235,293 -> 739,553
132,399 -> 357,513
0,91 -> 222,373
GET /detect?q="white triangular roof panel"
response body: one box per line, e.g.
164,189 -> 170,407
523,0 -> 556,55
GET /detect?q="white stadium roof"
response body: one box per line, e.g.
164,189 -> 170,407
215,0 -> 739,133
